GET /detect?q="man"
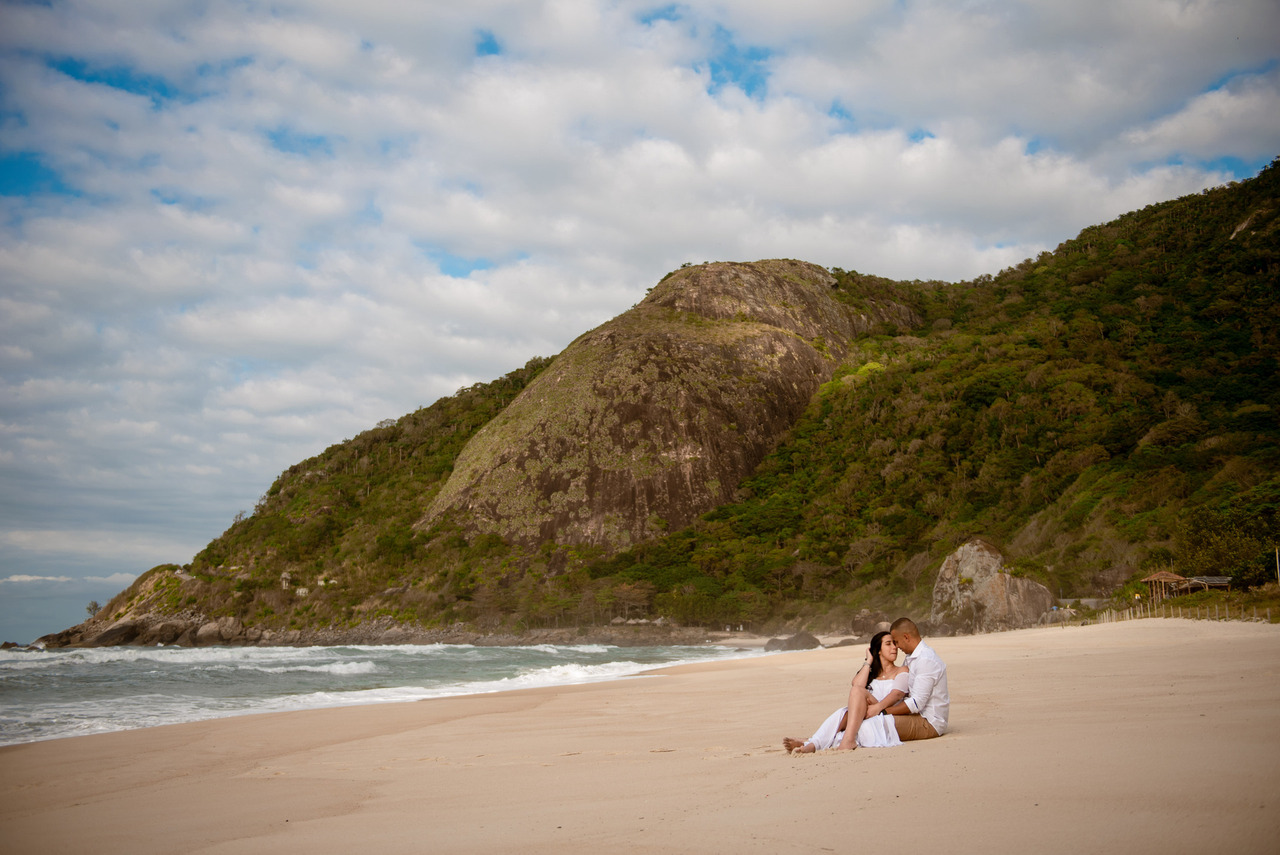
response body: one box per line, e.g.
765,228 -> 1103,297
884,617 -> 948,740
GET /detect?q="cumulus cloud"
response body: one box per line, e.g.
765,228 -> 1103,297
0,0 -> 1277,640
1,530 -> 200,565
1122,69 -> 1280,162
0,571 -> 133,586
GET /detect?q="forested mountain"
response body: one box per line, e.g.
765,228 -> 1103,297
65,159 -> 1279,642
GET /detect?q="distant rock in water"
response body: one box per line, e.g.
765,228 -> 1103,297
930,538 -> 1054,633
419,260 -> 917,549
764,631 -> 822,651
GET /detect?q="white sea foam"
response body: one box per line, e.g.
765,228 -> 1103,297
432,660 -> 658,696
0,642 -> 767,746
518,643 -> 611,655
256,661 -> 379,676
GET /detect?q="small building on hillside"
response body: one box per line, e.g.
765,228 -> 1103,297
1176,575 -> 1232,594
1141,570 -> 1187,601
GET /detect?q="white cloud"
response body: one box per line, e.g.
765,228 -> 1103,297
84,572 -> 138,586
0,571 -> 134,586
0,530 -> 201,565
1122,70 -> 1280,162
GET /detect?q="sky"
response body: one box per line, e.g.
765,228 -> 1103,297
2,0 -> 1278,644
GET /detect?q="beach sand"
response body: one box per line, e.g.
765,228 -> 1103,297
2,619 -> 1278,854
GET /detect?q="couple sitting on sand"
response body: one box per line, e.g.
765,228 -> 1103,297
784,618 -> 949,753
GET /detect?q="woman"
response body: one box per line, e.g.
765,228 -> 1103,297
782,630 -> 909,753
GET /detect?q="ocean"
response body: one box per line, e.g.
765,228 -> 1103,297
0,642 -> 765,747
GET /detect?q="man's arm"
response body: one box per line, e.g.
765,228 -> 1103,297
890,656 -> 940,716
867,689 -> 905,718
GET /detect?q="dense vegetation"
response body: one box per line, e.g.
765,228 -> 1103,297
120,160 -> 1279,634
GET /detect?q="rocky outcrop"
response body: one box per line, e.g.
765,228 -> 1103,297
419,260 -> 918,550
930,538 -> 1054,633
850,610 -> 892,636
36,614 -> 725,649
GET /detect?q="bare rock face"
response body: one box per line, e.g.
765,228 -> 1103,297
419,260 -> 918,551
931,538 -> 1054,633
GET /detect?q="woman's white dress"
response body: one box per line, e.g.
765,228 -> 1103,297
805,672 -> 908,750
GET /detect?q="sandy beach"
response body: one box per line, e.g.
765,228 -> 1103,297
3,619 -> 1278,854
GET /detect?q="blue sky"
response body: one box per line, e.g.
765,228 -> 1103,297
2,0 -> 1278,643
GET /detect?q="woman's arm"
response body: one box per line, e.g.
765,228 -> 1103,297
883,668 -> 915,715
868,669 -> 911,717
849,648 -> 874,686
865,689 -> 905,718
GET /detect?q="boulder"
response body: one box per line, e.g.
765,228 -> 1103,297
217,617 -> 244,643
35,627 -> 85,648
194,621 -> 223,646
850,609 -> 891,636
136,620 -> 189,645
87,621 -> 141,647
378,626 -> 409,644
931,538 -> 1054,633
764,631 -> 822,651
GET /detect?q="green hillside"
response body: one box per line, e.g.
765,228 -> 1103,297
597,162 -> 1280,628
102,159 -> 1279,636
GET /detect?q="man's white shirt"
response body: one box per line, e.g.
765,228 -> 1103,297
903,640 -> 949,735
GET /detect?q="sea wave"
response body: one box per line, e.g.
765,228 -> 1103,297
517,643 -> 612,655
256,661 -> 379,676
0,642 -> 766,746
436,660 -> 657,695
0,645 -> 334,669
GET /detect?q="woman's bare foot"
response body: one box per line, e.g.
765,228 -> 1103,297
783,737 -> 815,754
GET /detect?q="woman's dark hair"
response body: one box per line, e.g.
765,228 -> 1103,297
866,631 -> 891,688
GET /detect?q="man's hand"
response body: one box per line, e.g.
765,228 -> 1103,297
867,689 -> 906,718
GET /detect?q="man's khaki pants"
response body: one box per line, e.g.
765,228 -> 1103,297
893,714 -> 939,741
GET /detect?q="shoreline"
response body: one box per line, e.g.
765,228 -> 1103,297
4,619 -> 1279,853
26,615 -> 785,650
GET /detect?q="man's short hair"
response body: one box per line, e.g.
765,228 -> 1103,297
890,617 -> 919,636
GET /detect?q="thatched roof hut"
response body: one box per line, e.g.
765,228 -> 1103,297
1141,570 -> 1186,601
